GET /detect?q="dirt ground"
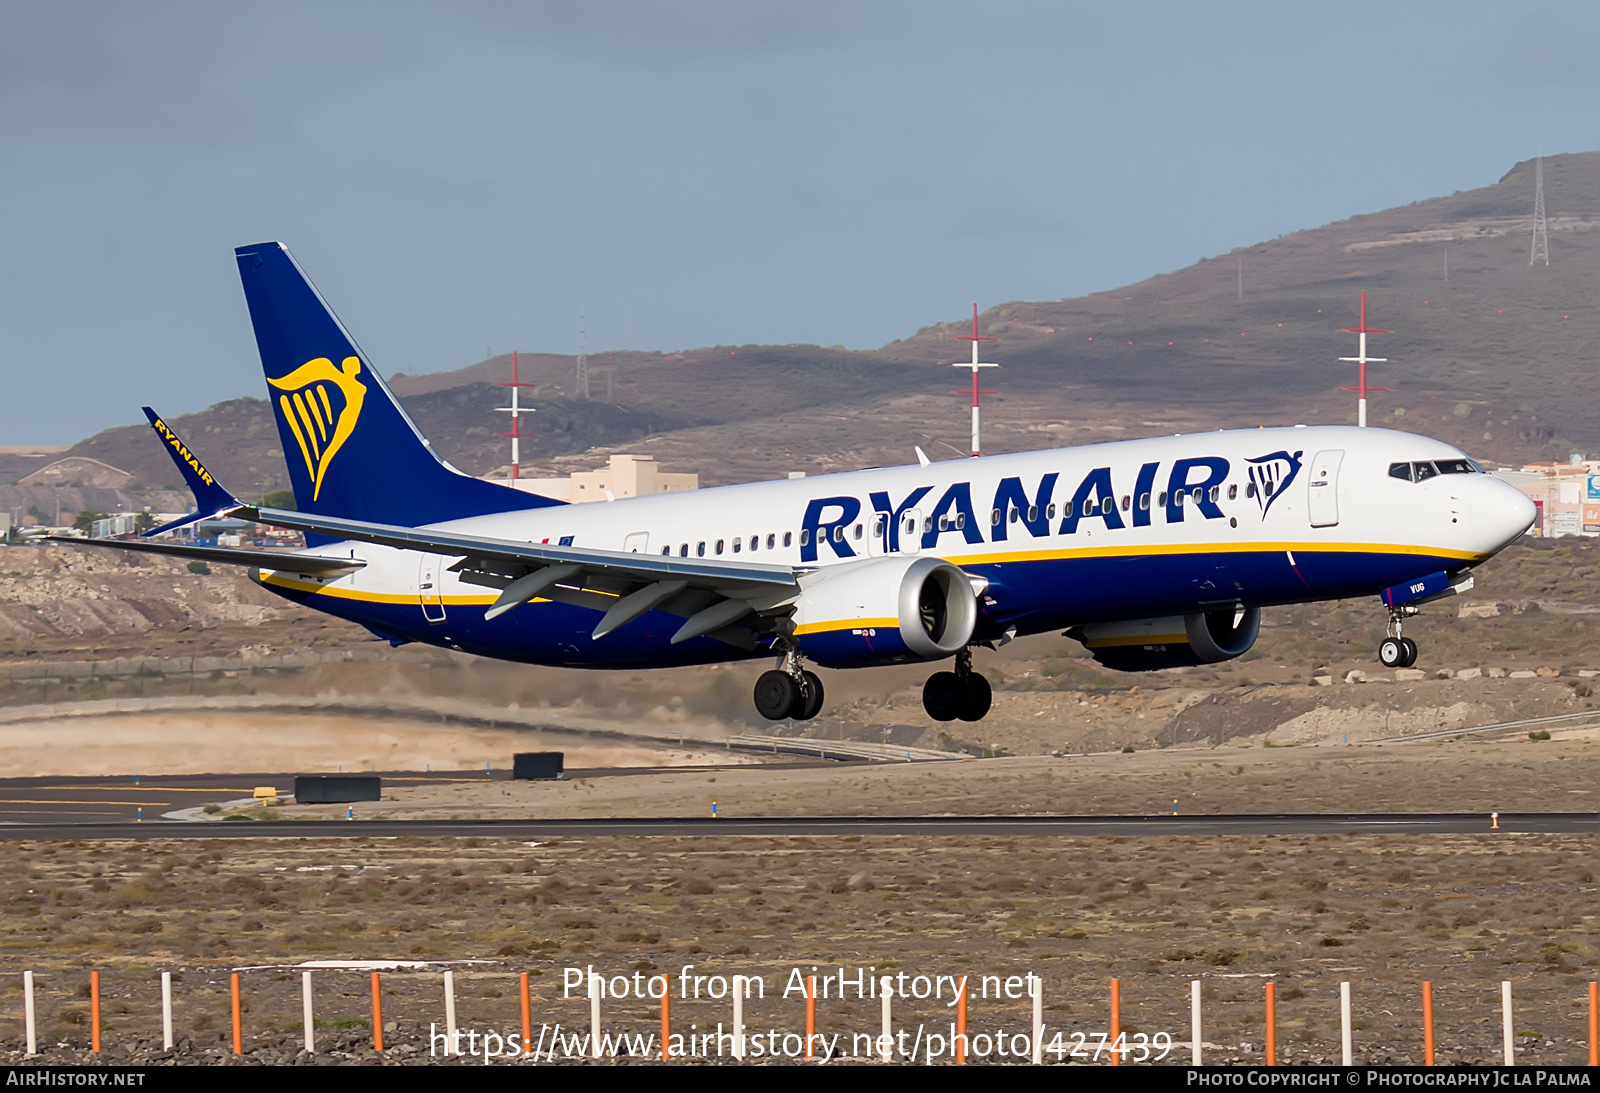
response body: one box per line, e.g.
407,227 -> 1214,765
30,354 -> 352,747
0,825 -> 1595,1066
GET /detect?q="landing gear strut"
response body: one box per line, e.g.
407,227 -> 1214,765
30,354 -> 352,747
754,645 -> 824,721
922,647 -> 992,722
1378,605 -> 1419,669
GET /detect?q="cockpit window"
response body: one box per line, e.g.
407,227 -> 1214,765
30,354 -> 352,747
1392,458 -> 1482,483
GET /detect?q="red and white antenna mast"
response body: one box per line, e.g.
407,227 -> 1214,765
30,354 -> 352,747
494,351 -> 537,481
1339,291 -> 1388,427
952,302 -> 998,457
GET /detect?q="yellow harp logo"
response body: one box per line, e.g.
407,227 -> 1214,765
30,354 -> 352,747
268,356 -> 368,501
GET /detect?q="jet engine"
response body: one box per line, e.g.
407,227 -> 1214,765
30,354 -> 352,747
789,556 -> 978,669
1066,606 -> 1261,671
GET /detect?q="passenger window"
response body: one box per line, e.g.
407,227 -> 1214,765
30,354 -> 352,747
1388,462 -> 1414,482
1245,482 -> 1257,498
1228,484 -> 1237,500
1138,493 -> 1150,511
784,532 -> 792,547
1158,491 -> 1168,507
1174,491 -> 1184,507
852,523 -> 863,540
1046,503 -> 1057,520
661,546 -> 671,556
955,513 -> 966,530
732,538 -> 740,553
697,542 -> 706,557
798,530 -> 809,546
766,534 -> 775,549
832,526 -> 844,542
991,508 -> 1002,527
938,515 -> 948,531
1009,508 -> 1020,524
1415,461 -> 1439,482
1192,487 -> 1204,504
923,517 -> 933,533
1209,486 -> 1220,503
872,516 -> 885,538
680,544 -> 688,557
1101,497 -> 1113,515
904,516 -> 916,535
1120,496 -> 1130,511
750,535 -> 758,551
1027,505 -> 1037,522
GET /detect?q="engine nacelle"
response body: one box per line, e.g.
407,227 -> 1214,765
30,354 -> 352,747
1067,607 -> 1261,671
790,556 -> 978,669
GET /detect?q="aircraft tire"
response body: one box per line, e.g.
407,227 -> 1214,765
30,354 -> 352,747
1400,638 -> 1418,668
1378,638 -> 1405,669
958,673 -> 992,722
754,670 -> 799,720
922,672 -> 964,722
795,671 -> 825,720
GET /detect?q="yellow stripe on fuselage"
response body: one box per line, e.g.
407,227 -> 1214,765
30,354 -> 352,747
793,617 -> 899,636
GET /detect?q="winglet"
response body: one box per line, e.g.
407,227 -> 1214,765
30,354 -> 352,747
141,407 -> 243,535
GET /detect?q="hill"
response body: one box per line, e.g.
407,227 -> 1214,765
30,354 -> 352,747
11,153 -> 1600,498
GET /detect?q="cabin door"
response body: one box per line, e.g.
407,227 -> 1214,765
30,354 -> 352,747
1307,450 -> 1344,528
898,509 -> 923,555
418,555 -> 447,623
623,532 -> 649,554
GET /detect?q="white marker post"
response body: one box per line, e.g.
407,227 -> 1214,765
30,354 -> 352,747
161,971 -> 174,1051
1340,982 -> 1353,1065
589,972 -> 602,1060
1191,980 -> 1202,1065
443,970 -> 457,1056
880,977 -> 893,1062
301,971 -> 314,1054
1032,976 -> 1043,1065
23,971 -> 36,1057
1502,981 -> 1515,1066
733,987 -> 745,1060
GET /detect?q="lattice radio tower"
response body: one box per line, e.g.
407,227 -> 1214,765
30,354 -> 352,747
1531,153 -> 1550,266
494,351 -> 537,481
952,302 -> 999,457
575,314 -> 590,399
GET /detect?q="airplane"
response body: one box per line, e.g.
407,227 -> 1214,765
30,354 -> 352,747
59,242 -> 1538,725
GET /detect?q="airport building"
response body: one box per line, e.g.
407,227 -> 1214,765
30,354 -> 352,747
1493,455 -> 1600,538
488,454 -> 698,504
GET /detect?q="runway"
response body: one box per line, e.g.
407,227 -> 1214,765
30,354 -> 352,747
0,812 -> 1595,840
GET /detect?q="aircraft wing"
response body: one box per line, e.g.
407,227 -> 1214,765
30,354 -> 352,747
235,504 -> 800,646
45,535 -> 365,576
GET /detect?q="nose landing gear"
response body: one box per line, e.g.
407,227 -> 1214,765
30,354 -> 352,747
922,647 -> 992,722
1378,605 -> 1420,669
754,646 -> 825,721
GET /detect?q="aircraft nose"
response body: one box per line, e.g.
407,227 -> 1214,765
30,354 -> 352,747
1469,475 -> 1537,552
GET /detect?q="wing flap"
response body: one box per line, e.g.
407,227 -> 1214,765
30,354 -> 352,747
47,535 -> 364,576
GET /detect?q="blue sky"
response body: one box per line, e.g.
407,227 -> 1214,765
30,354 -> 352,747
3,1 -> 1599,444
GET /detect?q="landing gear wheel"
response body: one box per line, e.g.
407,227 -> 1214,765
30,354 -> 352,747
1379,638 -> 1405,669
754,670 -> 798,721
958,673 -> 992,722
1399,637 -> 1418,668
922,671 -> 964,722
795,671 -> 825,721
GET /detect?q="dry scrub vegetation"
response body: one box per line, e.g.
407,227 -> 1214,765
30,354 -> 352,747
0,833 -> 1596,1065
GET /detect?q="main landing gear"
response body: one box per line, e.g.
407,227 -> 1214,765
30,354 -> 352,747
1378,604 -> 1420,669
922,647 -> 992,723
754,647 -> 824,721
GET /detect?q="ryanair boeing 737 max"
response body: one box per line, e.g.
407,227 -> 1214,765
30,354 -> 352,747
62,243 -> 1538,724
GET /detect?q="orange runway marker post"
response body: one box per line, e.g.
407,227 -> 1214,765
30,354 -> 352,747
521,973 -> 532,1056
1423,981 -> 1435,1066
90,971 -> 100,1054
1265,981 -> 1276,1066
660,977 -> 671,1061
230,973 -> 242,1056
957,979 -> 967,1065
1109,978 -> 1121,1066
371,972 -> 384,1052
805,975 -> 816,1060
1589,982 -> 1597,1068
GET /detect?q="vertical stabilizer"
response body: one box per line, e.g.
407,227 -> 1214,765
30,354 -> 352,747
234,242 -> 561,526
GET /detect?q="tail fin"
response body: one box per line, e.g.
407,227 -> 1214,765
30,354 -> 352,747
234,242 -> 561,526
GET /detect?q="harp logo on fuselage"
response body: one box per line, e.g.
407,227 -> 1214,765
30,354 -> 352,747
268,356 -> 368,501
